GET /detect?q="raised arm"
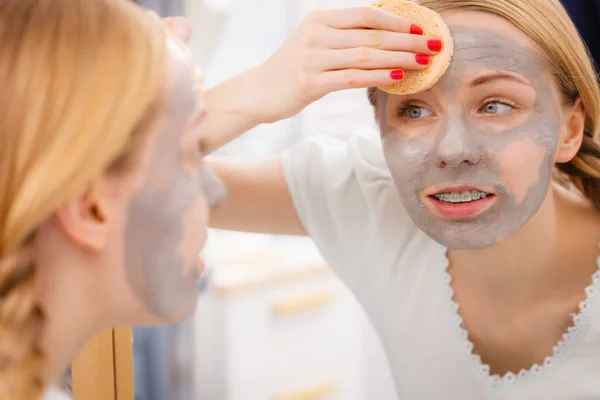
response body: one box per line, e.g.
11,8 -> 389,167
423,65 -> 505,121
200,6 -> 438,153
168,7 -> 441,235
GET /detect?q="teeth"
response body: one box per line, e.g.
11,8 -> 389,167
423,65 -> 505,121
433,190 -> 489,203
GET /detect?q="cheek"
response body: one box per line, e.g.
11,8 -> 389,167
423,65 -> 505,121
383,138 -> 431,180
177,194 -> 210,274
489,139 -> 548,204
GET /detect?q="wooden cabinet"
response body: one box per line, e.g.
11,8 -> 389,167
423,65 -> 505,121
194,263 -> 366,400
71,328 -> 134,400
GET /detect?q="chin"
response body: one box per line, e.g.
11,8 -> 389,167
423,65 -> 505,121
433,234 -> 504,250
414,211 -> 518,250
130,294 -> 199,327
135,306 -> 197,326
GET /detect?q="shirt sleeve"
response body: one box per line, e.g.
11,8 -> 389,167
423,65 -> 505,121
280,130 -> 418,287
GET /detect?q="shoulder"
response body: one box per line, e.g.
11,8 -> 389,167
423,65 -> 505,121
281,128 -> 394,203
42,387 -> 72,400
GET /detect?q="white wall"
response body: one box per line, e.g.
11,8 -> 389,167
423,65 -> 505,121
185,1 -> 397,399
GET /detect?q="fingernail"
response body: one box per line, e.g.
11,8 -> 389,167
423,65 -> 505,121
410,24 -> 423,35
427,39 -> 443,52
390,69 -> 404,80
415,54 -> 430,65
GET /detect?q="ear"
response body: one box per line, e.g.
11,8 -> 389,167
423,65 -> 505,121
555,97 -> 585,163
54,179 -> 111,253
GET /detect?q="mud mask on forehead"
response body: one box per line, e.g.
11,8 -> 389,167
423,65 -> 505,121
379,27 -> 561,250
124,40 -> 226,321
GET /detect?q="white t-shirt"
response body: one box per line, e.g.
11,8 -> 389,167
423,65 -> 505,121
281,131 -> 600,400
43,387 -> 71,400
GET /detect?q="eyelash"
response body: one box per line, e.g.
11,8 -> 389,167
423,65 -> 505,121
394,97 -> 520,122
479,96 -> 519,118
394,102 -> 430,124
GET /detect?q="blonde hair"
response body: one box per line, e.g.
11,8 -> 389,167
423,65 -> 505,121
368,0 -> 600,208
0,0 -> 166,398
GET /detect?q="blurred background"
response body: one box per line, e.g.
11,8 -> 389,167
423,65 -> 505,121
123,0 -> 600,399
120,0 -> 600,399
131,0 -> 398,399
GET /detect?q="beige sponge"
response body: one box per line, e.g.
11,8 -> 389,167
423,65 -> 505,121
370,0 -> 454,95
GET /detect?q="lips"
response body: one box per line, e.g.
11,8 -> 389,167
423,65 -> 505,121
424,185 -> 496,218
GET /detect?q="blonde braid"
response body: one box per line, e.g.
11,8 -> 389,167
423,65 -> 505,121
0,0 -> 167,397
0,234 -> 45,399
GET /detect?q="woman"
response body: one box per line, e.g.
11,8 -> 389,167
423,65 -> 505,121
0,0 -> 229,398
0,0 -> 432,397
204,0 -> 600,398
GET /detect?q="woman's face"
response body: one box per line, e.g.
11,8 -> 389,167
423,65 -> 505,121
379,11 -> 576,249
122,38 -> 226,322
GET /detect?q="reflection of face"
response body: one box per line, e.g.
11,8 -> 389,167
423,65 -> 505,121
379,24 -> 562,250
124,40 -> 227,321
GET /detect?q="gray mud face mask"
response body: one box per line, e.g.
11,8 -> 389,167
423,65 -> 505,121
124,57 -> 226,321
379,27 -> 561,250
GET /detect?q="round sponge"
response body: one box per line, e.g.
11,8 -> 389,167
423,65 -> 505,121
370,0 -> 454,95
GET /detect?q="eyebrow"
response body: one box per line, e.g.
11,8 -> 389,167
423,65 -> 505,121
469,72 -> 531,88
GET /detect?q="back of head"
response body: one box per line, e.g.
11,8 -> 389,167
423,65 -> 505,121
369,0 -> 600,208
0,0 -> 165,398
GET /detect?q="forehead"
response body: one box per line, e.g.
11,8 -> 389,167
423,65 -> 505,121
439,11 -> 545,83
162,39 -> 199,111
442,10 -> 539,50
453,28 -> 540,67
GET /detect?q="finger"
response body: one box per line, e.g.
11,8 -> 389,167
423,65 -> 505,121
315,6 -> 419,33
318,48 -> 431,72
323,28 -> 443,55
315,68 -> 408,93
163,16 -> 193,42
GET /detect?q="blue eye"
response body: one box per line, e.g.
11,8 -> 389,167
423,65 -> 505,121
481,101 -> 514,115
398,105 -> 433,119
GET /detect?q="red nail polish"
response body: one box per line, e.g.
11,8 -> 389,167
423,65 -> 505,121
415,54 -> 430,65
427,39 -> 443,52
410,24 -> 423,35
390,69 -> 404,80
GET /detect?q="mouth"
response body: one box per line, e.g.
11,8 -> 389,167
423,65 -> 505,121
431,189 -> 493,203
424,186 -> 496,218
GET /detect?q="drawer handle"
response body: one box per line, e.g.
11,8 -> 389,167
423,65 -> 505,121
271,291 -> 335,316
273,381 -> 337,400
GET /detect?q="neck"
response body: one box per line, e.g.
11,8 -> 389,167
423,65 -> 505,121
37,258 -> 108,389
447,183 -> 580,304
41,293 -> 98,388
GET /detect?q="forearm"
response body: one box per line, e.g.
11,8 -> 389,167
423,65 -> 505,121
208,156 -> 307,236
201,66 -> 268,154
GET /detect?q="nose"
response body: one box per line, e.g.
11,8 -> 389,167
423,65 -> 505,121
199,164 -> 228,210
435,120 -> 482,168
